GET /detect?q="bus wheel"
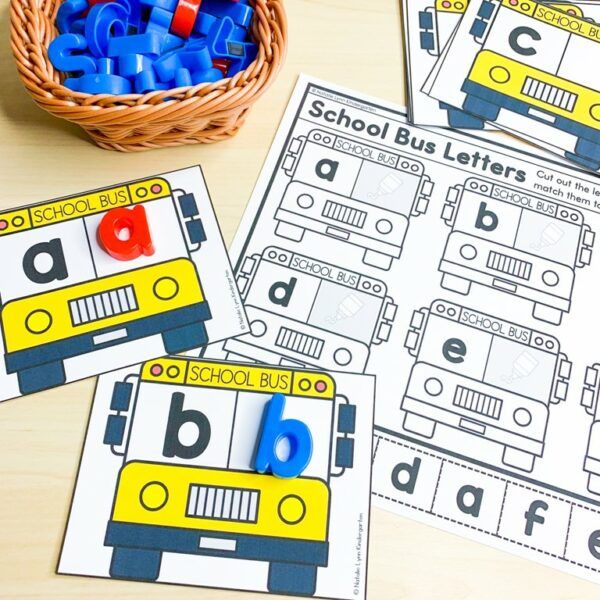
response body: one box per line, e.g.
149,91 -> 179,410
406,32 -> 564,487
363,249 -> 393,270
532,302 -> 563,325
441,273 -> 471,295
17,361 -> 66,395
462,94 -> 500,122
565,150 -> 600,173
109,547 -> 161,581
444,106 -> 486,130
275,221 -> 305,242
502,447 -> 535,472
588,473 -> 600,495
403,412 -> 436,438
267,562 -> 317,596
162,322 -> 208,354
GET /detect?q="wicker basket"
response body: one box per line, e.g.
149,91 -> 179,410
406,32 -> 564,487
10,0 -> 287,151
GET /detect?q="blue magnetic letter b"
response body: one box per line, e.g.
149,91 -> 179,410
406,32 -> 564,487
254,394 -> 313,479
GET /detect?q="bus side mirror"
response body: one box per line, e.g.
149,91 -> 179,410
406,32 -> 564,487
335,403 -> 356,469
103,381 -> 134,446
177,191 -> 207,249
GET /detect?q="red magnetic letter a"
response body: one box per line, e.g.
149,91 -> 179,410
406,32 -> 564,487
98,205 -> 155,261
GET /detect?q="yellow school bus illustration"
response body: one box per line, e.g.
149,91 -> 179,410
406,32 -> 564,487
0,178 -> 211,395
103,357 -> 356,596
461,0 -> 600,169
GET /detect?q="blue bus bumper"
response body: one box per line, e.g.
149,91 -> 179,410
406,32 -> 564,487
461,80 -> 600,144
105,520 -> 329,566
5,302 -> 211,394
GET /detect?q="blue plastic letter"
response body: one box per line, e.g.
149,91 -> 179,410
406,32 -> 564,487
48,34 -> 97,76
254,394 -> 313,479
85,2 -> 130,57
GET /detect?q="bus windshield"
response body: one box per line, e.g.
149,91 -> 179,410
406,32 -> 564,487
125,383 -> 334,481
351,161 -> 421,216
0,196 -> 188,304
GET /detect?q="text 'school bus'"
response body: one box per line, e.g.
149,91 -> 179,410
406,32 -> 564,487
580,364 -> 600,495
403,300 -> 571,472
103,358 -> 356,596
460,0 -> 600,170
274,128 -> 434,270
0,178 -> 210,395
224,247 -> 397,372
419,0 -> 487,128
440,177 -> 594,325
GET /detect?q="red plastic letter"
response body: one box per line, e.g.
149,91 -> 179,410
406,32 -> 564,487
97,205 -> 155,261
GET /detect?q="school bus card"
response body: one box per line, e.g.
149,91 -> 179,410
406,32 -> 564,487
58,357 -> 375,599
424,0 -> 600,171
0,166 -> 247,401
205,76 -> 600,582
403,0 -> 493,128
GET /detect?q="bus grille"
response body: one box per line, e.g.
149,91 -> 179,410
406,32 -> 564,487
322,200 -> 367,228
453,385 -> 502,420
276,327 -> 324,359
187,485 -> 259,523
521,77 -> 577,112
69,284 -> 138,326
487,250 -> 532,280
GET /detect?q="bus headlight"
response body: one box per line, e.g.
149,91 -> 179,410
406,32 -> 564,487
153,277 -> 179,300
424,377 -> 443,396
513,408 -> 532,427
25,309 -> 53,334
489,66 -> 510,84
460,244 -> 477,260
139,481 -> 169,511
590,104 -> 600,122
542,270 -> 559,287
376,219 -> 393,235
297,193 -> 314,209
277,494 -> 306,525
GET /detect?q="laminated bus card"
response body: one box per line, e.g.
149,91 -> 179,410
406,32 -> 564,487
403,0 -> 490,128
0,166 -> 247,401
59,357 -> 375,600
424,0 -> 600,171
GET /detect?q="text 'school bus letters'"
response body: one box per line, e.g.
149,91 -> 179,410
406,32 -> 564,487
102,358 -> 356,597
0,178 -> 210,395
403,299 -> 571,472
461,0 -> 600,170
418,0 -> 488,128
439,177 -> 594,325
224,247 -> 397,372
580,364 -> 600,495
274,129 -> 434,270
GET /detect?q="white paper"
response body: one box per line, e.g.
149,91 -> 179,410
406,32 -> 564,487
207,74 -> 600,583
58,357 -> 375,600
